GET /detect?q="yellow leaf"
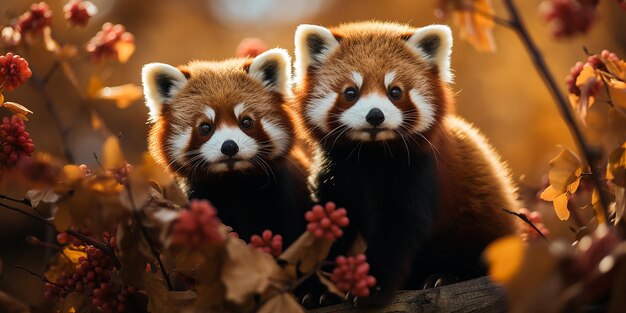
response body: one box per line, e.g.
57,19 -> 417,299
574,65 -> 600,124
600,55 -> 626,81
607,79 -> 626,110
592,188 -> 606,224
1,101 -> 33,117
553,193 -> 570,221
93,84 -> 142,109
484,235 -> 525,284
102,136 -> 126,169
115,40 -> 135,63
0,93 -> 4,104
607,142 -> 626,187
452,0 -> 496,52
539,185 -> 561,201
547,146 -> 583,192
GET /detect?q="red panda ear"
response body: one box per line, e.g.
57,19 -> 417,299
142,63 -> 188,122
248,48 -> 291,96
294,24 -> 340,82
404,25 -> 453,83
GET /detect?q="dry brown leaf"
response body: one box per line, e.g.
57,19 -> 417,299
221,238 -> 278,305
258,293 -> 304,313
452,0 -> 496,52
484,235 -> 525,284
93,84 -> 142,109
279,231 -> 333,274
317,271 -> 345,298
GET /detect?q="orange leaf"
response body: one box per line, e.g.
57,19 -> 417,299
574,65 -> 600,124
0,93 -> 3,104
540,185 -> 561,201
592,188 -> 606,224
87,75 -> 104,98
452,0 -> 496,52
115,41 -> 135,64
601,55 -> 626,81
102,136 -> 126,169
484,235 -> 525,284
93,84 -> 142,109
607,79 -> 626,110
607,142 -> 626,187
547,146 -> 583,192
553,193 -> 570,221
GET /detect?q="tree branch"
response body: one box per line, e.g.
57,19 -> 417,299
502,208 -> 550,242
125,183 -> 173,291
501,0 -> 610,222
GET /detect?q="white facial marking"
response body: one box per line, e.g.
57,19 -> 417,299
307,92 -> 338,132
351,71 -> 363,88
261,118 -> 289,157
409,89 -> 436,132
204,107 -> 215,121
234,103 -> 246,118
200,126 -> 258,172
384,71 -> 396,89
168,128 -> 192,162
339,93 -> 403,141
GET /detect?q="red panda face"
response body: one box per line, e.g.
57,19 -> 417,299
142,49 -> 294,177
294,22 -> 453,144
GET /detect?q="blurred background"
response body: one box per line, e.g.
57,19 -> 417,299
0,0 -> 624,307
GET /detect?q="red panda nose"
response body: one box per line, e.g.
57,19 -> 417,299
221,140 -> 239,157
366,108 -> 385,126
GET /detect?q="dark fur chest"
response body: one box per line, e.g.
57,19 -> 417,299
185,163 -> 310,245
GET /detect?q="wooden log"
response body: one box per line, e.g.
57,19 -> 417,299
309,276 -> 507,313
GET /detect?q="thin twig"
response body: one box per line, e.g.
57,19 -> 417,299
501,0 -> 610,222
286,260 -> 335,292
0,201 -> 50,224
42,59 -> 60,85
0,194 -> 31,206
502,208 -> 550,243
12,265 -> 71,292
125,183 -> 173,290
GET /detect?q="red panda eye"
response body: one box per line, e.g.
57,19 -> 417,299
389,87 -> 402,100
344,87 -> 359,102
241,117 -> 253,130
199,123 -> 212,136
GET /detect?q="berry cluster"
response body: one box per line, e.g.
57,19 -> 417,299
0,53 -> 32,91
86,23 -> 135,63
566,50 -> 622,100
518,208 -> 550,242
170,200 -> 225,246
64,0 -> 98,28
0,115 -> 35,169
539,0 -> 598,38
16,2 -> 53,39
249,230 -> 283,258
305,202 -> 350,240
330,254 -> 377,298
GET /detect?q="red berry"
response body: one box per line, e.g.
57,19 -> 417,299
15,2 -> 53,39
63,0 -> 97,27
170,200 -> 224,246
86,23 -> 134,63
539,0 -> 598,38
0,115 -> 35,169
330,254 -> 377,297
305,202 -> 350,240
249,230 -> 283,258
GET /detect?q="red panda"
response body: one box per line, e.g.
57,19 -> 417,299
142,48 -> 312,245
293,22 -> 521,307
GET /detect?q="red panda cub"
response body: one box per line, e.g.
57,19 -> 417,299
142,48 -> 311,245
293,22 -> 520,306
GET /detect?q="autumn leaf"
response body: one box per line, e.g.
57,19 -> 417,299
92,84 -> 142,109
25,188 -> 59,207
317,271 -> 345,298
45,247 -> 86,282
115,40 -> 135,63
0,101 -> 33,121
452,0 -> 496,52
484,235 -> 525,284
607,142 -> 626,187
258,293 -> 304,313
278,231 -> 333,274
87,75 -> 104,98
606,79 -> 626,111
614,186 -> 625,226
55,292 -> 89,313
102,136 -> 126,169
591,188 -> 606,225
600,53 -> 626,81
540,147 -> 584,220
